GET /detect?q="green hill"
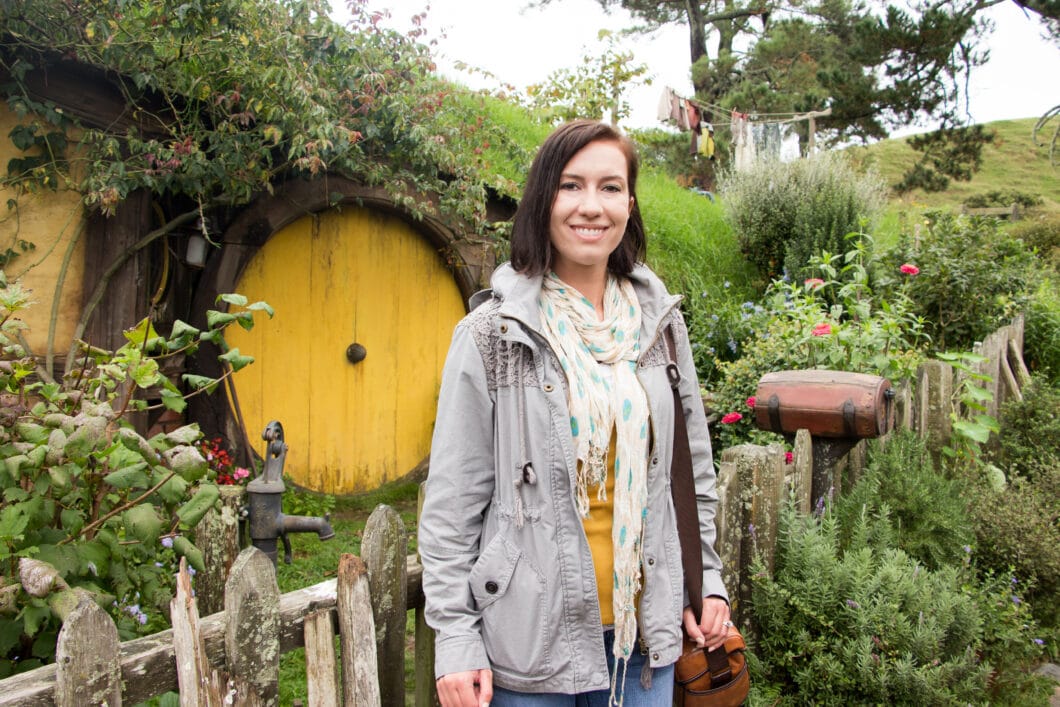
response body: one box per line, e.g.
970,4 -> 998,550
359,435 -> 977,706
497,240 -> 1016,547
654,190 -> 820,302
846,117 -> 1059,213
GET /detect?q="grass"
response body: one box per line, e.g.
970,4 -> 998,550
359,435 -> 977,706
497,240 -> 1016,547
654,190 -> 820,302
275,480 -> 420,705
844,117 -> 1060,244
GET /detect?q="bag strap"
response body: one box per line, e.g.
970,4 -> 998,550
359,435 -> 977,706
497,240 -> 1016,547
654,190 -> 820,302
664,326 -> 704,623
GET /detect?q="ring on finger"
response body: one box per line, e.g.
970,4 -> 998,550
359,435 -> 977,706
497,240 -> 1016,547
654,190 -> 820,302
722,620 -> 734,627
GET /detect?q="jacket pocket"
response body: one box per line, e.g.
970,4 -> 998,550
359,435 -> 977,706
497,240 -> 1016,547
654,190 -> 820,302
469,534 -> 551,676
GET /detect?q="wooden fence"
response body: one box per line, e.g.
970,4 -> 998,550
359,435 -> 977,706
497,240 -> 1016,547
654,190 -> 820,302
0,318 -> 1028,705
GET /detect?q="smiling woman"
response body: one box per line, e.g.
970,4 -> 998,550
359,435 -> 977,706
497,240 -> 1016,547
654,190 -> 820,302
418,121 -> 731,706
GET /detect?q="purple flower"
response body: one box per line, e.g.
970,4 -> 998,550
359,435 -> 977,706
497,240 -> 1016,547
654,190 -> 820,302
846,600 -> 859,609
1034,638 -> 1045,646
161,536 -> 174,549
1011,595 -> 1022,606
963,545 -> 971,554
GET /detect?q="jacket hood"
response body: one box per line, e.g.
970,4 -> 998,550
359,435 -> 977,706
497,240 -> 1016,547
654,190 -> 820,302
472,262 -> 681,343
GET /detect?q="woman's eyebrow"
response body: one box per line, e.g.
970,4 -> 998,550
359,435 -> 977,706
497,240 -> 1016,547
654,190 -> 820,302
559,171 -> 627,183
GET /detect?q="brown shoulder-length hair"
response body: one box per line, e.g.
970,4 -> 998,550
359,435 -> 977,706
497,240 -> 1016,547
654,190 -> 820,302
510,120 -> 646,277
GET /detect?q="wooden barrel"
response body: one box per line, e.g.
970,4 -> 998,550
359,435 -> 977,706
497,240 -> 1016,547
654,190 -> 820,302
754,370 -> 894,439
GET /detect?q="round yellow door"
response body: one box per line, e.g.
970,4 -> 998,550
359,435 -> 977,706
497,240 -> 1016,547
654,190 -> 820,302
226,207 -> 466,494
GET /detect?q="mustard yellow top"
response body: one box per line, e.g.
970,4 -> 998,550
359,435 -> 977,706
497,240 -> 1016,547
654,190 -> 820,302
582,433 -> 618,625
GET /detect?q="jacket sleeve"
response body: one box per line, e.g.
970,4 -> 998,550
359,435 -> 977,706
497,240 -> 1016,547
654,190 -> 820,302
671,312 -> 729,603
417,322 -> 496,678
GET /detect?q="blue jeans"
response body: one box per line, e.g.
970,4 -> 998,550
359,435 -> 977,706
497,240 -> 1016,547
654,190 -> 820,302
491,629 -> 675,706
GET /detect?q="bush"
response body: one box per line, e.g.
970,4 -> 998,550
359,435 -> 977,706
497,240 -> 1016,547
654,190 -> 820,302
1024,278 -> 1060,380
991,375 -> 1060,482
834,432 -> 973,571
964,463 -> 1060,631
1008,211 -> 1060,268
962,189 -> 1044,209
882,213 -> 1040,351
719,151 -> 886,280
750,507 -> 994,705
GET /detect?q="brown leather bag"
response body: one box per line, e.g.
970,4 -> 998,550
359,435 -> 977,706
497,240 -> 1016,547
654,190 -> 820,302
665,327 -> 749,707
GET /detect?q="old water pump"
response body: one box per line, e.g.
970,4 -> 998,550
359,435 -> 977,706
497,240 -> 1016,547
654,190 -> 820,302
246,421 -> 335,565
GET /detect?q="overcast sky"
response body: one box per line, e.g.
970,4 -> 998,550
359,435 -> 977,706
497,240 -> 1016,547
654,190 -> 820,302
333,0 -> 1058,136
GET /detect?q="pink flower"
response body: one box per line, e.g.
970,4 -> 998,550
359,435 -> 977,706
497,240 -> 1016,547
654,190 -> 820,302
900,263 -> 920,275
785,451 -> 793,464
721,412 -> 743,424
804,278 -> 825,289
233,467 -> 250,480
812,322 -> 832,337
746,396 -> 756,408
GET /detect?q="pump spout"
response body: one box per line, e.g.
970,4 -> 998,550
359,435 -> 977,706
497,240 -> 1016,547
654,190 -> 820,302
282,513 -> 335,541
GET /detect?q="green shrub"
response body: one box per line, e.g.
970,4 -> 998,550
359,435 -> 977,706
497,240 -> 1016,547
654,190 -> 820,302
964,464 -> 1060,631
991,376 -> 1060,482
1008,211 -> 1060,268
750,507 -> 993,705
962,189 -> 1044,209
882,213 -> 1039,351
1024,278 -> 1060,381
834,432 -> 973,571
719,151 -> 886,280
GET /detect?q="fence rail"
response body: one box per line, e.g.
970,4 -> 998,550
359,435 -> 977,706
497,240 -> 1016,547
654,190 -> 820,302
0,317 -> 1027,704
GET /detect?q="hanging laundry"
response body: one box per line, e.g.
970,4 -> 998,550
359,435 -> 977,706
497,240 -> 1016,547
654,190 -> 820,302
757,122 -> 783,160
686,100 -> 702,155
732,112 -> 757,171
698,124 -> 716,160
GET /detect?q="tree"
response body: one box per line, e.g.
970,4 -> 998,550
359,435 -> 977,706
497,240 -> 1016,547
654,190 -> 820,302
524,30 -> 651,126
537,0 -> 1059,185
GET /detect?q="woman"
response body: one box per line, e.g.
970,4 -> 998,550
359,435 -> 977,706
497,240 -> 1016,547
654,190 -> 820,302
418,120 -> 730,707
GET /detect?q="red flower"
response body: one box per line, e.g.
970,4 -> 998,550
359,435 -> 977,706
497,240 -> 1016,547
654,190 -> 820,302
812,322 -> 832,337
746,396 -> 756,408
804,278 -> 825,289
721,412 -> 743,424
899,263 -> 920,275
785,451 -> 793,464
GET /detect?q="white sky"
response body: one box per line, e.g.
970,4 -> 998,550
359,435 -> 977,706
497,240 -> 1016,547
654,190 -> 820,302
332,0 -> 1059,137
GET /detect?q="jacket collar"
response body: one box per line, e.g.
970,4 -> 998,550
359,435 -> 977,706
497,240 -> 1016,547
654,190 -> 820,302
475,262 -> 682,343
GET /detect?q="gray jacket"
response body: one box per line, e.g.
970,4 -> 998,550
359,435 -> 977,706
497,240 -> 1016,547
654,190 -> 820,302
418,263 -> 727,694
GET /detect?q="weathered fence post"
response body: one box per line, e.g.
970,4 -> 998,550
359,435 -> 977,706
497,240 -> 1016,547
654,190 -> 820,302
195,485 -> 246,616
54,593 -> 122,707
362,504 -> 408,707
337,554 -> 381,707
718,443 -> 785,625
225,546 -> 280,706
415,483 -> 440,707
172,558 -> 225,706
791,429 -> 813,515
303,609 -> 338,707
894,378 -> 914,431
917,360 -> 953,462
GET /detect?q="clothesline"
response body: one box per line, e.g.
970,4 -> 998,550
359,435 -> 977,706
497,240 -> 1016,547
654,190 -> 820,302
668,87 -> 830,126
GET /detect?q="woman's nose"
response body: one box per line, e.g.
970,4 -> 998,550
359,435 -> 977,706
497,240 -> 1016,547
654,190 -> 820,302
577,190 -> 603,215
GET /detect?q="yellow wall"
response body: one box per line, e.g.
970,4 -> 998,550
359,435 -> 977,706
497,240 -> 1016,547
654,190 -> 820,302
0,105 -> 86,358
226,207 -> 466,494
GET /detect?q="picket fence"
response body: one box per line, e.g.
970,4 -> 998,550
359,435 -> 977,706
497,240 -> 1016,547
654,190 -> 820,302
0,318 -> 1028,705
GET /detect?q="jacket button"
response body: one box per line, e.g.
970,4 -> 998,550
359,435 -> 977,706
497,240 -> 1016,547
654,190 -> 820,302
485,580 -> 499,594
652,652 -> 659,661
543,383 -> 554,392
500,324 -> 508,334
647,557 -> 655,566
651,457 -> 659,466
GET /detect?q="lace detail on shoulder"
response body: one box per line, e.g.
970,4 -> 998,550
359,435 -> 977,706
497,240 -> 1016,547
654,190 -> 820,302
639,309 -> 687,368
461,297 -> 540,391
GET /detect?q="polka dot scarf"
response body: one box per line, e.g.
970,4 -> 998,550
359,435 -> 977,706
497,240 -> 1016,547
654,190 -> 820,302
539,271 -> 650,673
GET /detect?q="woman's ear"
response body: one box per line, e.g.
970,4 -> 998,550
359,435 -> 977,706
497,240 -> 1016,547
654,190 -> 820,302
628,196 -> 635,214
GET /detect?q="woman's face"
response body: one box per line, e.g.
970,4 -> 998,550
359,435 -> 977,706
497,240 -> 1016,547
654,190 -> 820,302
548,139 -> 633,282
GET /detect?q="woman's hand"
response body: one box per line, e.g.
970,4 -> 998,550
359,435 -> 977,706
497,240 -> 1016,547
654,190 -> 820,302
436,668 -> 493,707
682,596 -> 732,651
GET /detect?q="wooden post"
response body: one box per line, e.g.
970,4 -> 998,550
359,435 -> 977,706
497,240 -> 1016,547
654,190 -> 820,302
894,379 -> 914,431
225,547 -> 280,706
715,450 -> 742,614
810,438 -> 855,505
917,360 -> 953,462
195,485 -> 246,617
303,609 -> 338,707
172,559 -> 226,706
791,429 -> 813,515
337,554 -> 381,707
362,505 -> 408,707
415,483 -> 440,707
54,593 -> 122,707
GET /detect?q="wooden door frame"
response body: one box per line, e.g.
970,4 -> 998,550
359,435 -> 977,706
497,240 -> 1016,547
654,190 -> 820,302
187,175 -> 498,462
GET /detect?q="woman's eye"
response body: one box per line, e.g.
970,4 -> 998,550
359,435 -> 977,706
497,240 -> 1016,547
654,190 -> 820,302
559,181 -> 580,191
603,184 -> 624,193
